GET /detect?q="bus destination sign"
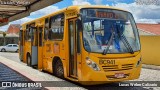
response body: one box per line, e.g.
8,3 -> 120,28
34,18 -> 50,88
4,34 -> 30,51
96,11 -> 119,19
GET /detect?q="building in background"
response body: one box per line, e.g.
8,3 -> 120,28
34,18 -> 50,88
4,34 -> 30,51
7,24 -> 20,34
137,23 -> 160,35
0,24 -> 20,46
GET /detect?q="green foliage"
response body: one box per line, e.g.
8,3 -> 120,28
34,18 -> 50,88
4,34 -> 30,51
3,32 -> 6,37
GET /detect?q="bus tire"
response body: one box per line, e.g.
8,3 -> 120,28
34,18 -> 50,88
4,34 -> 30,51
54,59 -> 64,79
27,53 -> 31,66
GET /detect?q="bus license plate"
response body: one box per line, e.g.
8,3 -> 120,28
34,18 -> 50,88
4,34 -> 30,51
115,73 -> 124,78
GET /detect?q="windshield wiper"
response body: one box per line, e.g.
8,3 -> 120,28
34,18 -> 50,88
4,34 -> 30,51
116,25 -> 134,54
102,26 -> 115,55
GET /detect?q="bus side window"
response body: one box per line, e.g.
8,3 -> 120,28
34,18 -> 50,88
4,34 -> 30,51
28,25 -> 33,41
44,18 -> 49,40
39,27 -> 43,46
48,29 -> 52,40
49,13 -> 64,40
25,25 -> 30,41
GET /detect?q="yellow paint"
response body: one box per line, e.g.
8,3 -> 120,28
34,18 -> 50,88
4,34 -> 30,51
65,10 -> 78,19
19,5 -> 141,85
140,35 -> 160,65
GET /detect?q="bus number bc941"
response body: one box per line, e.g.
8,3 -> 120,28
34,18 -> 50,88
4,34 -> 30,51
99,60 -> 115,65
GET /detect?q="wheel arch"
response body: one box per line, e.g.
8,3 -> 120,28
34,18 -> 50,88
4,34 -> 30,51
52,56 -> 63,74
26,52 -> 31,62
52,56 -> 63,72
26,52 -> 30,58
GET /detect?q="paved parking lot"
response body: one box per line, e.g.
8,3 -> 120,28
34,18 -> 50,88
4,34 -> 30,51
0,52 -> 20,63
0,52 -> 160,90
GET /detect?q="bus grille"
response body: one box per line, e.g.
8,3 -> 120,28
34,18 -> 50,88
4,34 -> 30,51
102,64 -> 134,72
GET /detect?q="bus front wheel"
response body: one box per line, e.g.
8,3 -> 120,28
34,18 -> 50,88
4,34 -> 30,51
54,60 -> 64,79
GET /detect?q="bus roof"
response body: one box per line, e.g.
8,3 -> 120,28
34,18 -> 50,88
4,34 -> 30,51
22,5 -> 128,26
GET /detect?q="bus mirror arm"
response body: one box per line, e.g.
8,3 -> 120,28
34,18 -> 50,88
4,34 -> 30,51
77,13 -> 82,18
77,19 -> 82,31
76,18 -> 82,54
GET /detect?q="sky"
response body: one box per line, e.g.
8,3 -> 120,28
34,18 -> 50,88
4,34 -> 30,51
0,0 -> 160,31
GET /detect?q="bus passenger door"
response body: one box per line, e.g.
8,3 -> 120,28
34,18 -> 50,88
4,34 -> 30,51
31,27 -> 38,66
68,19 -> 81,78
37,27 -> 43,69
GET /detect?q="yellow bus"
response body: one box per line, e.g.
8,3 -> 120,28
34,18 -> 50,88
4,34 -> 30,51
19,5 -> 142,85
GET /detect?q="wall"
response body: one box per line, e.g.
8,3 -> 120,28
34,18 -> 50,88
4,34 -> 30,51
140,35 -> 160,65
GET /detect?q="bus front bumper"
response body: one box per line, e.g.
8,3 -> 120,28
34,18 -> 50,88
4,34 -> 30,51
80,65 -> 142,85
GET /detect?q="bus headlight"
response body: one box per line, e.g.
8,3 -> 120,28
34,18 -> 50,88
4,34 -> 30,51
86,57 -> 100,71
136,58 -> 142,67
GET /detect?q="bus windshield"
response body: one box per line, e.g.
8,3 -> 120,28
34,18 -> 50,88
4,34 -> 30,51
81,9 -> 140,54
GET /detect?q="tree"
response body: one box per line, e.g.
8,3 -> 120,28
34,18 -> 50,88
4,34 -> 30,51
3,32 -> 6,45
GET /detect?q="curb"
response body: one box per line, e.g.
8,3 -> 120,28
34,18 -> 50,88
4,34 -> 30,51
0,56 -> 43,81
142,64 -> 160,70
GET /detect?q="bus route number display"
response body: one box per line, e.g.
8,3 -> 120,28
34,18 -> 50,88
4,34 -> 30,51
96,11 -> 119,19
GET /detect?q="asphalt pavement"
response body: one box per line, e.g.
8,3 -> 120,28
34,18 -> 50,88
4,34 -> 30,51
0,52 -> 160,90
